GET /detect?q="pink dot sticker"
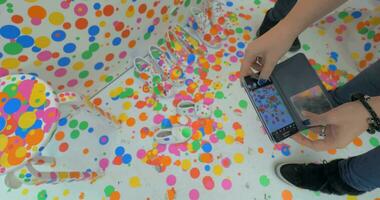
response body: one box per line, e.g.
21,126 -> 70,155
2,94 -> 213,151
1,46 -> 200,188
136,149 -> 146,159
221,179 -> 232,190
37,51 -> 52,61
166,175 -> 176,186
189,189 -> 199,200
207,55 -> 216,63
67,79 -> 78,87
153,114 -> 164,124
31,18 -> 42,25
230,56 -> 238,63
55,68 -> 67,77
119,51 -> 127,59
209,134 -> 218,143
99,158 -> 109,171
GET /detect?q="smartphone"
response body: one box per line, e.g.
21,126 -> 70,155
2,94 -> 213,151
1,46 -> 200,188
243,76 -> 298,142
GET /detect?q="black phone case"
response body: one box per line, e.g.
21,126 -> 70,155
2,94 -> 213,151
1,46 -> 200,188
243,53 -> 337,143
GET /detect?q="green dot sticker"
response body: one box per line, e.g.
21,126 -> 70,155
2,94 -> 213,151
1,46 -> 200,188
239,100 -> 248,109
369,137 -> 379,147
216,130 -> 226,140
214,109 -> 223,118
215,91 -> 224,99
79,121 -> 89,130
69,119 -> 78,128
4,42 -> 23,55
182,127 -> 192,138
89,43 -> 100,52
259,175 -> 270,187
192,140 -> 201,151
302,44 -> 311,51
104,185 -> 115,197
70,130 -> 80,139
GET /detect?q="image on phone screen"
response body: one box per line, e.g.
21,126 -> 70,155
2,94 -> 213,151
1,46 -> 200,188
250,84 -> 294,134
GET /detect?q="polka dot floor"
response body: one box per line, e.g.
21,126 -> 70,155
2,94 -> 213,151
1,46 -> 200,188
1,0 -> 380,200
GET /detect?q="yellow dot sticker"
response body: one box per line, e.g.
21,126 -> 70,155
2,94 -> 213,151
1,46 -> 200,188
49,12 -> 65,25
18,112 -> 37,129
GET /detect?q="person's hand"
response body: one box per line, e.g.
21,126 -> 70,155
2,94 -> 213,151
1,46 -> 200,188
291,101 -> 370,151
240,24 -> 297,80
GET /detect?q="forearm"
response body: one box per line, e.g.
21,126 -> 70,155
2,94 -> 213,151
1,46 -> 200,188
274,0 -> 347,37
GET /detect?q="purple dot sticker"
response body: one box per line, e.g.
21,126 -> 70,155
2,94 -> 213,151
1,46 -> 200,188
166,174 -> 176,186
221,179 -> 232,190
99,135 -> 109,145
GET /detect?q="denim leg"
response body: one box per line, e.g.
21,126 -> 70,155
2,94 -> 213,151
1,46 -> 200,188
268,0 -> 298,22
330,59 -> 380,105
328,60 -> 380,191
338,146 -> 380,192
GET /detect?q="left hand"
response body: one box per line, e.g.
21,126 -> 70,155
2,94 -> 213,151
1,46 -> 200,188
291,101 -> 370,151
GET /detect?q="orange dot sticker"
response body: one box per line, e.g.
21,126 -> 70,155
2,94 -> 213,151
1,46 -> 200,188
28,5 -> 47,19
75,18 -> 88,30
25,129 -> 44,146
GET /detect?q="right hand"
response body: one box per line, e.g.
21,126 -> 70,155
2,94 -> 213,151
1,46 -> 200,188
240,25 -> 297,80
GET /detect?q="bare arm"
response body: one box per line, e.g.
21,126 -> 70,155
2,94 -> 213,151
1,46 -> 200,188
241,0 -> 348,80
278,0 -> 348,40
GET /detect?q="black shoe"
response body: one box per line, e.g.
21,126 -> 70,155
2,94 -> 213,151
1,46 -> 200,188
275,160 -> 365,195
256,9 -> 301,52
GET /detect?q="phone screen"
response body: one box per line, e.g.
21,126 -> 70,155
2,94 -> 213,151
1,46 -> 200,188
250,84 -> 294,133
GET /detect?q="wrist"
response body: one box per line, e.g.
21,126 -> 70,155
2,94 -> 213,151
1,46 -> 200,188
354,95 -> 380,134
274,19 -> 301,42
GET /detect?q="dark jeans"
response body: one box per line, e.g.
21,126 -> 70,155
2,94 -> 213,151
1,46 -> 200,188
269,0 -> 380,192
332,61 -> 380,192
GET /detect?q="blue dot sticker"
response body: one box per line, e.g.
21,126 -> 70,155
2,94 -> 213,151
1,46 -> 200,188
122,153 -> 132,164
88,25 -> 100,36
4,98 -> 21,114
202,143 -> 212,153
115,146 -> 125,156
0,25 -> 20,39
51,30 -> 66,42
16,35 -> 34,48
63,43 -> 76,53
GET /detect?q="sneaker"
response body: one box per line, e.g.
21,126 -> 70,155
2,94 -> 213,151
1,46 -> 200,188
176,100 -> 212,118
134,57 -> 176,97
165,31 -> 191,65
149,45 -> 185,84
154,126 -> 193,144
172,25 -> 208,56
188,7 -> 223,48
256,9 -> 301,52
275,160 -> 365,195
206,0 -> 234,29
134,57 -> 156,87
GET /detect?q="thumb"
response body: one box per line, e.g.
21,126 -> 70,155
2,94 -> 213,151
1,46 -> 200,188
241,47 -> 259,70
302,111 -> 328,126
